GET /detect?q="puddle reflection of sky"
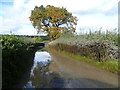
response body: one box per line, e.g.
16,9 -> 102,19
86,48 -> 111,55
30,51 -> 52,76
24,51 -> 52,88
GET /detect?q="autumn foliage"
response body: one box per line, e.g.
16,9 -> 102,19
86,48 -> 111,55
29,5 -> 77,40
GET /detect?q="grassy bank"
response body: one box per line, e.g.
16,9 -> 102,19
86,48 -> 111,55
1,35 -> 43,88
49,29 -> 119,74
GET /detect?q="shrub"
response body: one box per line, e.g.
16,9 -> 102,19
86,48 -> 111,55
49,29 -> 118,62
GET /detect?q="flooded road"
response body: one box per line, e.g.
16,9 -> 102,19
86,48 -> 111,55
24,51 -> 66,88
23,50 -> 118,88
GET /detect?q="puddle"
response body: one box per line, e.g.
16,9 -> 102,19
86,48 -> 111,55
23,51 -> 65,88
30,51 -> 51,76
23,51 -> 52,88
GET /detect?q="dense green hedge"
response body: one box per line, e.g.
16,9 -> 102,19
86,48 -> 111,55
2,35 -> 36,88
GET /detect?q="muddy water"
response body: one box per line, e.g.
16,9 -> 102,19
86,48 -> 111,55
23,51 -> 65,88
23,50 -> 118,88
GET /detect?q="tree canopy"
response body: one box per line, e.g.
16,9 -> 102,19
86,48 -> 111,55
29,5 -> 78,40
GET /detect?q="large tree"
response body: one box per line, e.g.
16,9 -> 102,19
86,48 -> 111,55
29,5 -> 77,40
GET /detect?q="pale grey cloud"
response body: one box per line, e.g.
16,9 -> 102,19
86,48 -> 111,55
73,6 -> 117,16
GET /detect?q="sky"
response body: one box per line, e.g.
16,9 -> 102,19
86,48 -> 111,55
0,0 -> 119,35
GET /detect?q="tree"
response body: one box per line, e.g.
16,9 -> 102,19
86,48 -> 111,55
29,5 -> 78,40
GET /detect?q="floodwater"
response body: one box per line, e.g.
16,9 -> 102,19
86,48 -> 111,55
24,51 -> 52,88
23,50 -> 118,88
23,51 -> 66,88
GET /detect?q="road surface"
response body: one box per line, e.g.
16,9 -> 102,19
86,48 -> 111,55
48,50 -> 118,88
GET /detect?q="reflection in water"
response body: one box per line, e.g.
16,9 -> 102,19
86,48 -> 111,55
30,52 -> 51,77
24,51 -> 65,88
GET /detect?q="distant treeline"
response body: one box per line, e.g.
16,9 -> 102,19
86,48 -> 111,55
1,34 -> 50,40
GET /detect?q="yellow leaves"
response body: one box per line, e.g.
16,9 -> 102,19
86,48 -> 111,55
48,27 -> 62,40
56,33 -> 62,38
29,5 -> 78,40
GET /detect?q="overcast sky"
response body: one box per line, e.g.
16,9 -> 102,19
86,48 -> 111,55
0,0 -> 119,35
